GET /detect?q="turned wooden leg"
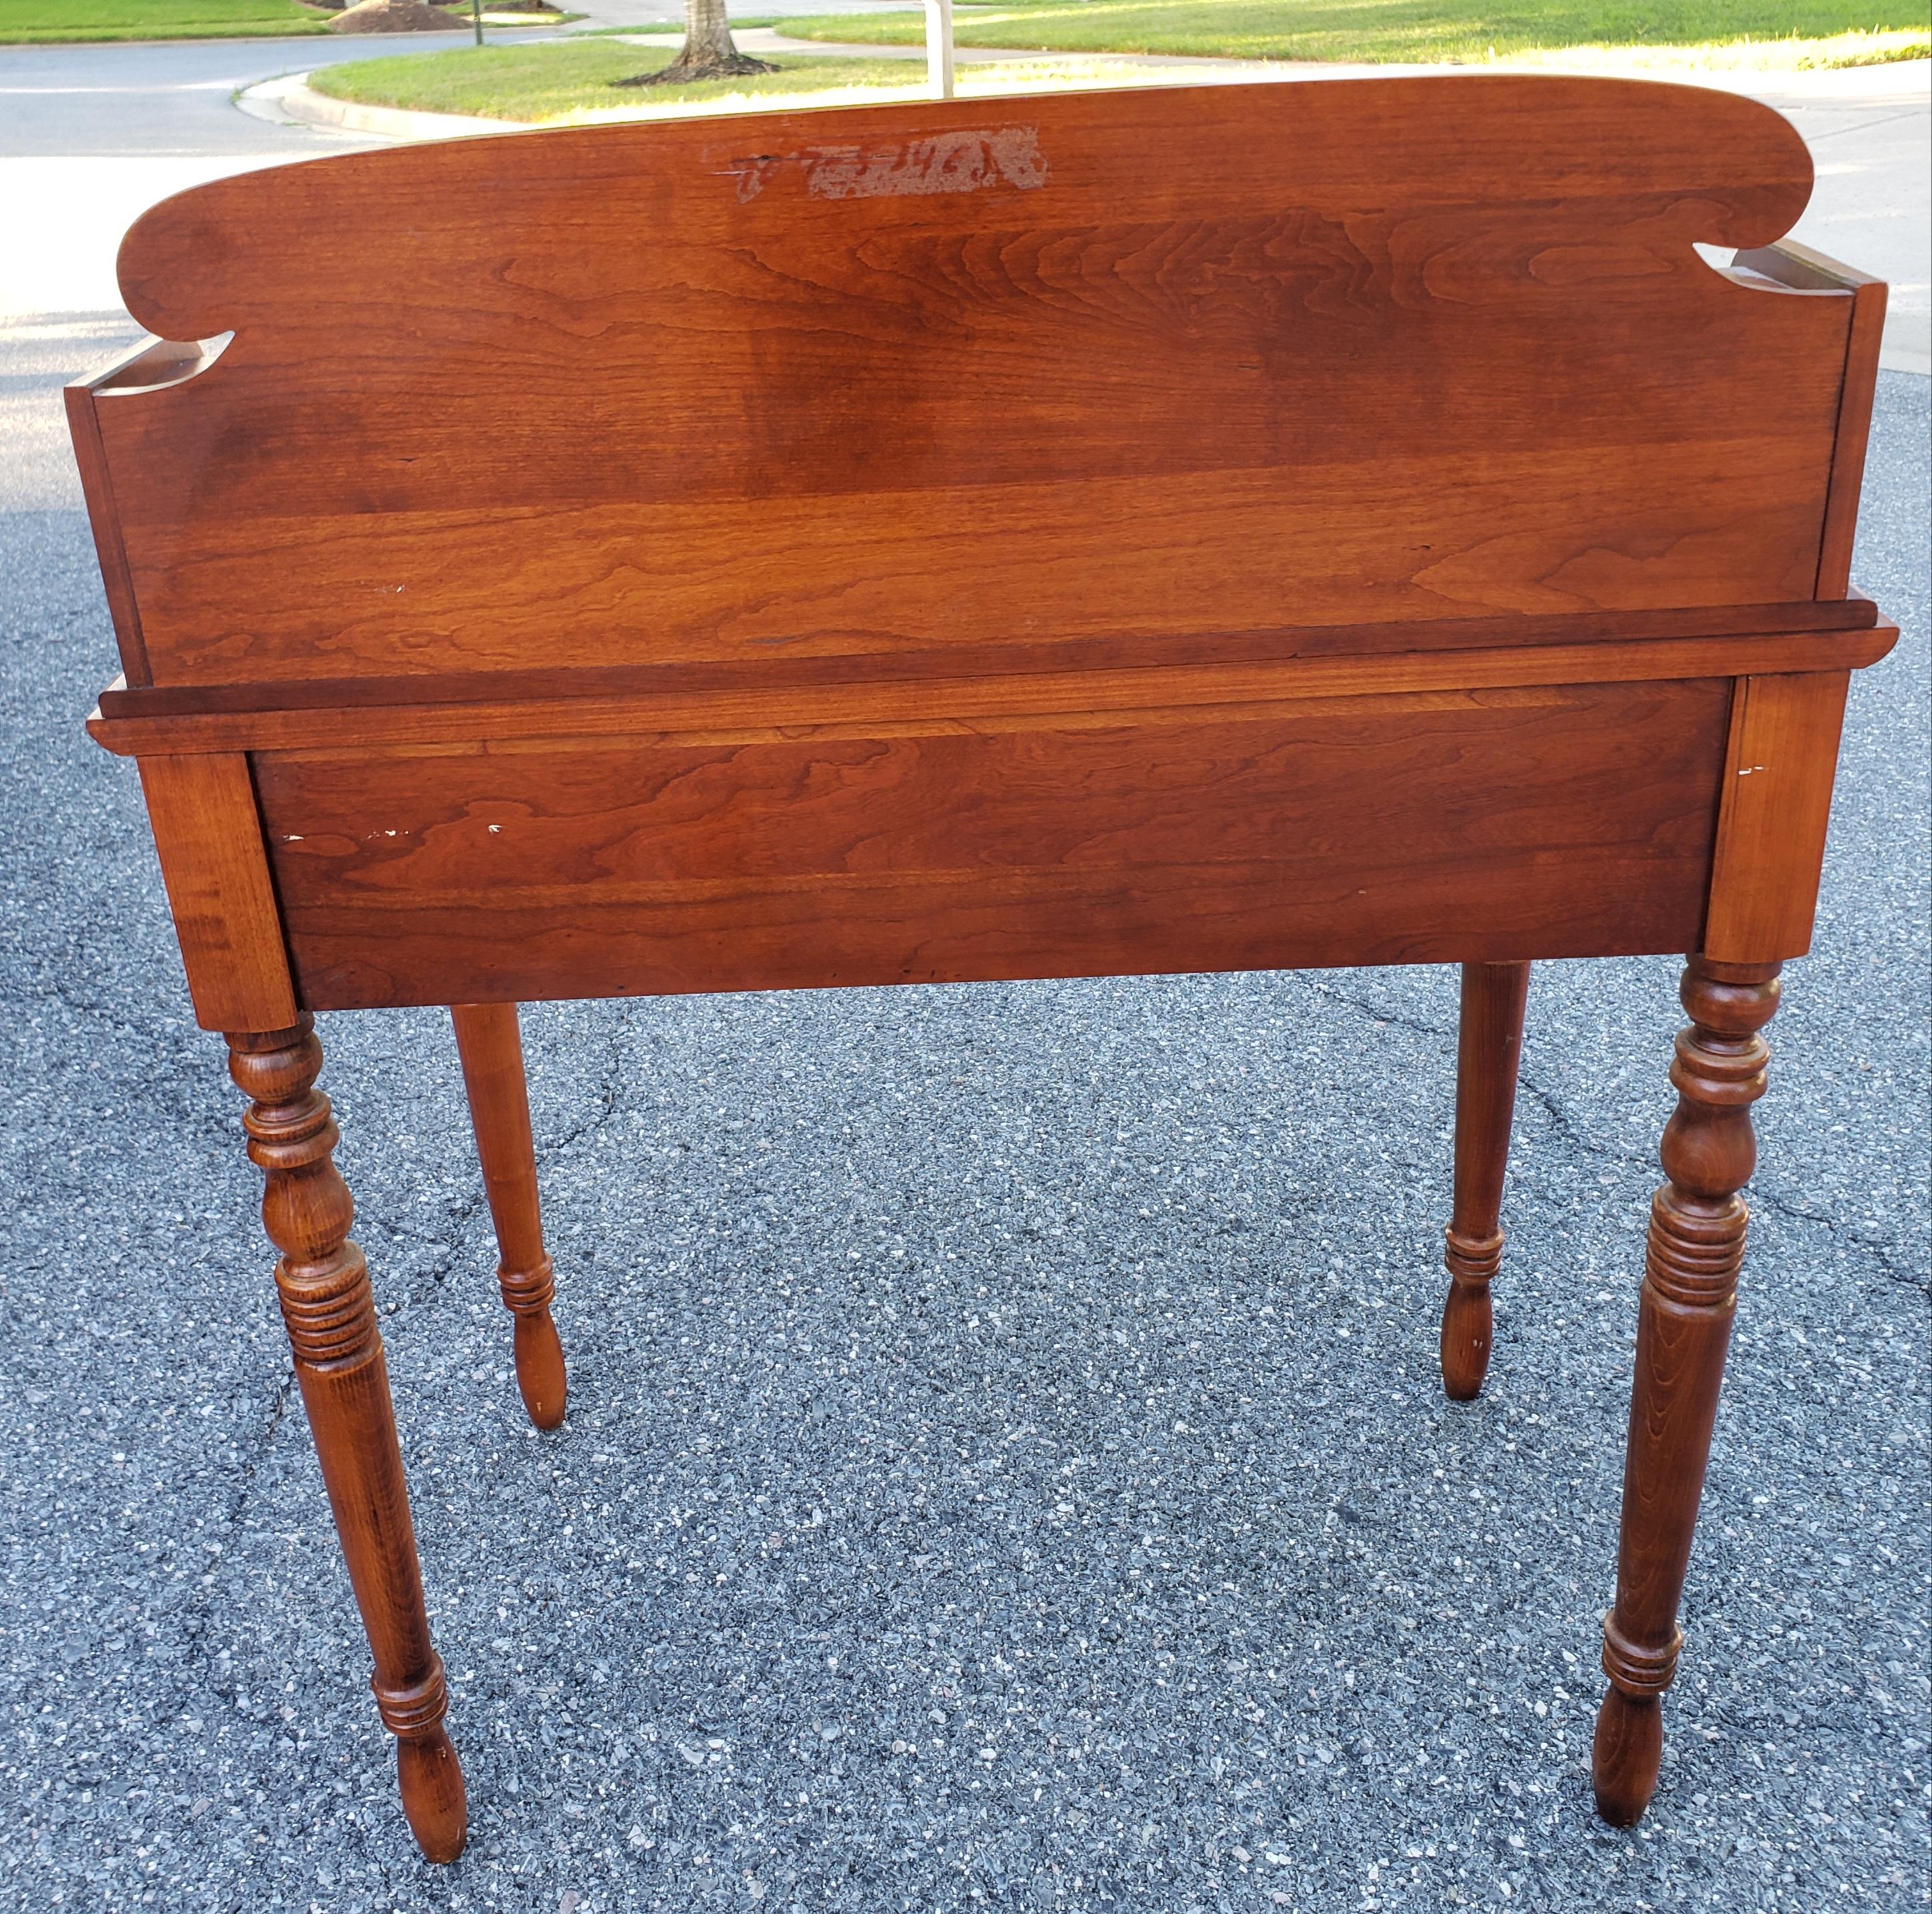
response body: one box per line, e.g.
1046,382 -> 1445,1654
227,1018 -> 467,1864
450,1002 -> 567,1431
1592,956 -> 1781,1827
1440,960 -> 1531,1400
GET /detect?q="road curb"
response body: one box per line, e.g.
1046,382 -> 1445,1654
238,71 -> 520,139
247,49 -> 1932,149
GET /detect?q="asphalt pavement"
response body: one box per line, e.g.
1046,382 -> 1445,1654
1,32 -> 1928,1914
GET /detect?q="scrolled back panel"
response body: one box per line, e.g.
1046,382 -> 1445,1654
99,78 -> 1846,686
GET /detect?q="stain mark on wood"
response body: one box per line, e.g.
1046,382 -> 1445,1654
722,126 -> 1047,202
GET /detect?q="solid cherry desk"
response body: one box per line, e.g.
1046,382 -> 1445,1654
70,77 -> 1895,1861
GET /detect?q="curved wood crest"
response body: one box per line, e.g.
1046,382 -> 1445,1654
91,77 -> 1839,688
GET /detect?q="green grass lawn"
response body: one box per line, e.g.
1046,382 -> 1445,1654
780,0 -> 1930,65
0,0 -> 569,40
311,39 -> 930,117
0,0 -> 337,41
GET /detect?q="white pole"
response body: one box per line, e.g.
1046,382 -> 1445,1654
924,0 -> 954,99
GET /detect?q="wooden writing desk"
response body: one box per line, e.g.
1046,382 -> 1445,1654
71,77 -> 1895,1861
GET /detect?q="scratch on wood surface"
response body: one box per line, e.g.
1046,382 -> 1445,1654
720,127 -> 1047,203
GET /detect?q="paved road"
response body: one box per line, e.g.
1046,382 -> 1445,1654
1,31 -> 1927,1914
0,34 -> 459,317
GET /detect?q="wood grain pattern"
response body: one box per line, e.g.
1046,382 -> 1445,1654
66,334 -> 235,687
85,620 -> 1897,761
1593,956 -> 1780,1826
1731,239 -> 1885,599
85,599 -> 1884,722
99,447 -> 1847,682
451,1004 -> 567,1430
1818,282 -> 1889,599
1441,961 -> 1531,1400
251,680 -> 1731,1010
134,752 -> 298,1030
83,79 -> 1857,688
1702,671 -> 1851,963
227,1020 -> 466,1860
63,392 -> 146,686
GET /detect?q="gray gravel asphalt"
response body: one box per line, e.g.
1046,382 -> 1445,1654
1,298 -> 1928,1914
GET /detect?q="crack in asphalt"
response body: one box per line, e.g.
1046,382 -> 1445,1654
1295,970 -> 1925,1302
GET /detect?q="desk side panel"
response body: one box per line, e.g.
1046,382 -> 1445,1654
63,383 -> 149,686
255,678 -> 1730,1010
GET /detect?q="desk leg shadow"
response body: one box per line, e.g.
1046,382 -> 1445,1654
227,1019 -> 467,1863
451,1002 -> 568,1431
1441,960 -> 1532,1400
1593,956 -> 1781,1824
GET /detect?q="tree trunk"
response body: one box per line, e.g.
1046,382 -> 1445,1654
616,0 -> 776,85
